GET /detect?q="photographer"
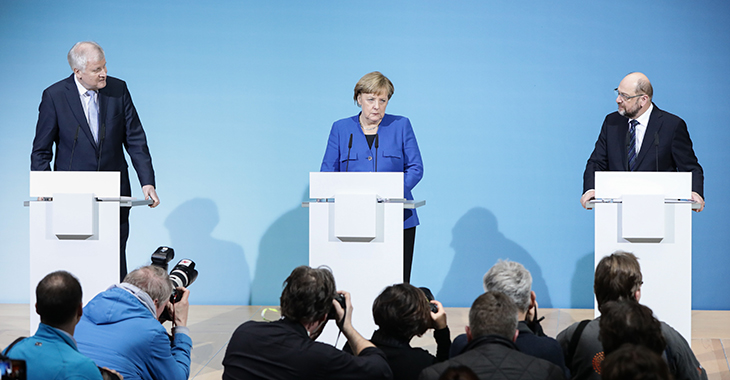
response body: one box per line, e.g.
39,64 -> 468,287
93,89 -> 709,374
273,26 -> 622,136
365,283 -> 450,380
74,266 -> 192,380
2,271 -> 103,380
222,265 -> 392,380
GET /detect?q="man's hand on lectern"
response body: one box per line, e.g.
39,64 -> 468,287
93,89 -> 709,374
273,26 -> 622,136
691,191 -> 704,212
580,189 -> 595,209
143,185 -> 160,208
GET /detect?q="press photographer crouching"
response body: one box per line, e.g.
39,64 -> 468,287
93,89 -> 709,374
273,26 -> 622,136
222,265 -> 393,380
74,265 -> 192,380
358,284 -> 451,380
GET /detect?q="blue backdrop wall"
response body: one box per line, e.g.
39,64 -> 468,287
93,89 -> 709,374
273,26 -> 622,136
1,1 -> 728,309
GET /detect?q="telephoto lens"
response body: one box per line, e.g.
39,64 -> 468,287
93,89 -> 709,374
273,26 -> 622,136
169,259 -> 198,303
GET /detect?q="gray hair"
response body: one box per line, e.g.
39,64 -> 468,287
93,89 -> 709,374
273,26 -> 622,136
482,260 -> 532,313
123,266 -> 172,303
469,291 -> 518,340
67,41 -> 105,71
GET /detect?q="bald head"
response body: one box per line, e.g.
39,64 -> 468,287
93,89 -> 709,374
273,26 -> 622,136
616,72 -> 652,119
621,72 -> 653,99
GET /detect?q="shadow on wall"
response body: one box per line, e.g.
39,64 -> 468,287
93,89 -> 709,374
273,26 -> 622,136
249,187 -> 310,306
571,252 -> 595,309
165,198 -> 250,305
437,207 -> 553,308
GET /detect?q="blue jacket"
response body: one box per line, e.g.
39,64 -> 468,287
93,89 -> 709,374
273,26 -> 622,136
320,113 -> 424,229
3,323 -> 102,380
74,287 -> 192,380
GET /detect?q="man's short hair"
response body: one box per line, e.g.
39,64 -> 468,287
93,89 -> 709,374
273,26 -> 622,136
372,283 -> 431,342
123,266 -> 172,303
602,344 -> 672,380
280,266 -> 336,324
599,300 -> 666,356
67,41 -> 105,71
36,271 -> 82,326
482,260 -> 532,313
468,291 -> 518,340
594,251 -> 642,310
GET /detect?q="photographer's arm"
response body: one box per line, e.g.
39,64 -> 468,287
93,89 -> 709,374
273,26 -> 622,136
334,291 -> 375,356
430,300 -> 451,362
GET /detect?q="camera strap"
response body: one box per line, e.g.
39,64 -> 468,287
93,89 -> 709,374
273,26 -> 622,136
1,336 -> 27,357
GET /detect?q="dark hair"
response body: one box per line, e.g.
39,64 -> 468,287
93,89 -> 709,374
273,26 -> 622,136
438,365 -> 479,380
35,271 -> 82,326
602,344 -> 673,380
599,300 -> 666,355
280,266 -> 336,323
594,251 -> 642,310
468,291 -> 518,340
372,283 -> 431,342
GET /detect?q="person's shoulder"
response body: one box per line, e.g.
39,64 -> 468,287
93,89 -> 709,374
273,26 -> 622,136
332,115 -> 359,127
651,105 -> 685,125
659,321 -> 689,343
603,111 -> 625,124
382,113 -> 409,125
419,359 -> 451,380
43,75 -> 74,94
106,76 -> 126,86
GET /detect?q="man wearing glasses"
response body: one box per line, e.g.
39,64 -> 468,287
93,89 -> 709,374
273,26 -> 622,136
580,72 -> 704,211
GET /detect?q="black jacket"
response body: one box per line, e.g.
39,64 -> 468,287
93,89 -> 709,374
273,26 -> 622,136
420,335 -> 565,380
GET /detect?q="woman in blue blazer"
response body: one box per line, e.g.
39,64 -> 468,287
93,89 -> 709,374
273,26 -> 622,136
320,71 -> 424,282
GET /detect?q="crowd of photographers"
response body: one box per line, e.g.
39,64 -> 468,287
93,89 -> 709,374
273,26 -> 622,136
2,250 -> 707,380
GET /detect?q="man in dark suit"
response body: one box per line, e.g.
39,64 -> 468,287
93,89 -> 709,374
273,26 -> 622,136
31,41 -> 160,280
581,72 -> 704,211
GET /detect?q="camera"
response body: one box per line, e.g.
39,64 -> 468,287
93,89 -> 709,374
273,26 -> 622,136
169,259 -> 198,303
0,357 -> 26,380
150,246 -> 198,303
327,293 -> 346,320
419,287 -> 439,314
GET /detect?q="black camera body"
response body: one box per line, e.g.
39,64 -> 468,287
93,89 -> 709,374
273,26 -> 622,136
149,246 -> 198,303
419,287 -> 439,314
327,293 -> 346,320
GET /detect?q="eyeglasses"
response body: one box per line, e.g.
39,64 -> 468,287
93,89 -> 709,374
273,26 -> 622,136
615,88 -> 645,101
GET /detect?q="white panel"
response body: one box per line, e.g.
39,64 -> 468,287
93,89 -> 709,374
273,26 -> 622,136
28,172 -> 121,333
595,172 -> 691,199
621,194 -> 664,242
30,171 -> 120,198
334,193 -> 377,241
52,193 -> 96,239
310,172 -> 403,199
308,172 -> 405,346
29,202 -> 119,333
594,172 -> 692,341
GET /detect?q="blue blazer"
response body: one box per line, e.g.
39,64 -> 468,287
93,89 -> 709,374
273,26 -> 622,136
30,74 -> 155,197
320,113 -> 424,229
583,105 -> 704,197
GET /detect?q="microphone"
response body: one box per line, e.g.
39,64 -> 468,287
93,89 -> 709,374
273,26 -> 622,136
374,134 -> 379,172
654,131 -> 659,172
68,124 -> 80,170
97,123 -> 106,171
345,134 -> 353,172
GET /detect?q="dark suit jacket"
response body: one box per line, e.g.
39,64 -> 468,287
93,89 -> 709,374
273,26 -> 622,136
583,105 -> 703,197
31,74 -> 155,197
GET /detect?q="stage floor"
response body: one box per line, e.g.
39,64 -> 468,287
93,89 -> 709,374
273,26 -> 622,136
1,305 -> 728,380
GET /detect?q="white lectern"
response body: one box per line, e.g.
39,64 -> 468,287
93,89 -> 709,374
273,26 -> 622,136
589,172 -> 696,341
27,172 -> 148,333
304,172 -> 425,346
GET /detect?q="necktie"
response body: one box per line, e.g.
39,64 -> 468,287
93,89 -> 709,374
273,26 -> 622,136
86,90 -> 99,142
628,119 -> 639,171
